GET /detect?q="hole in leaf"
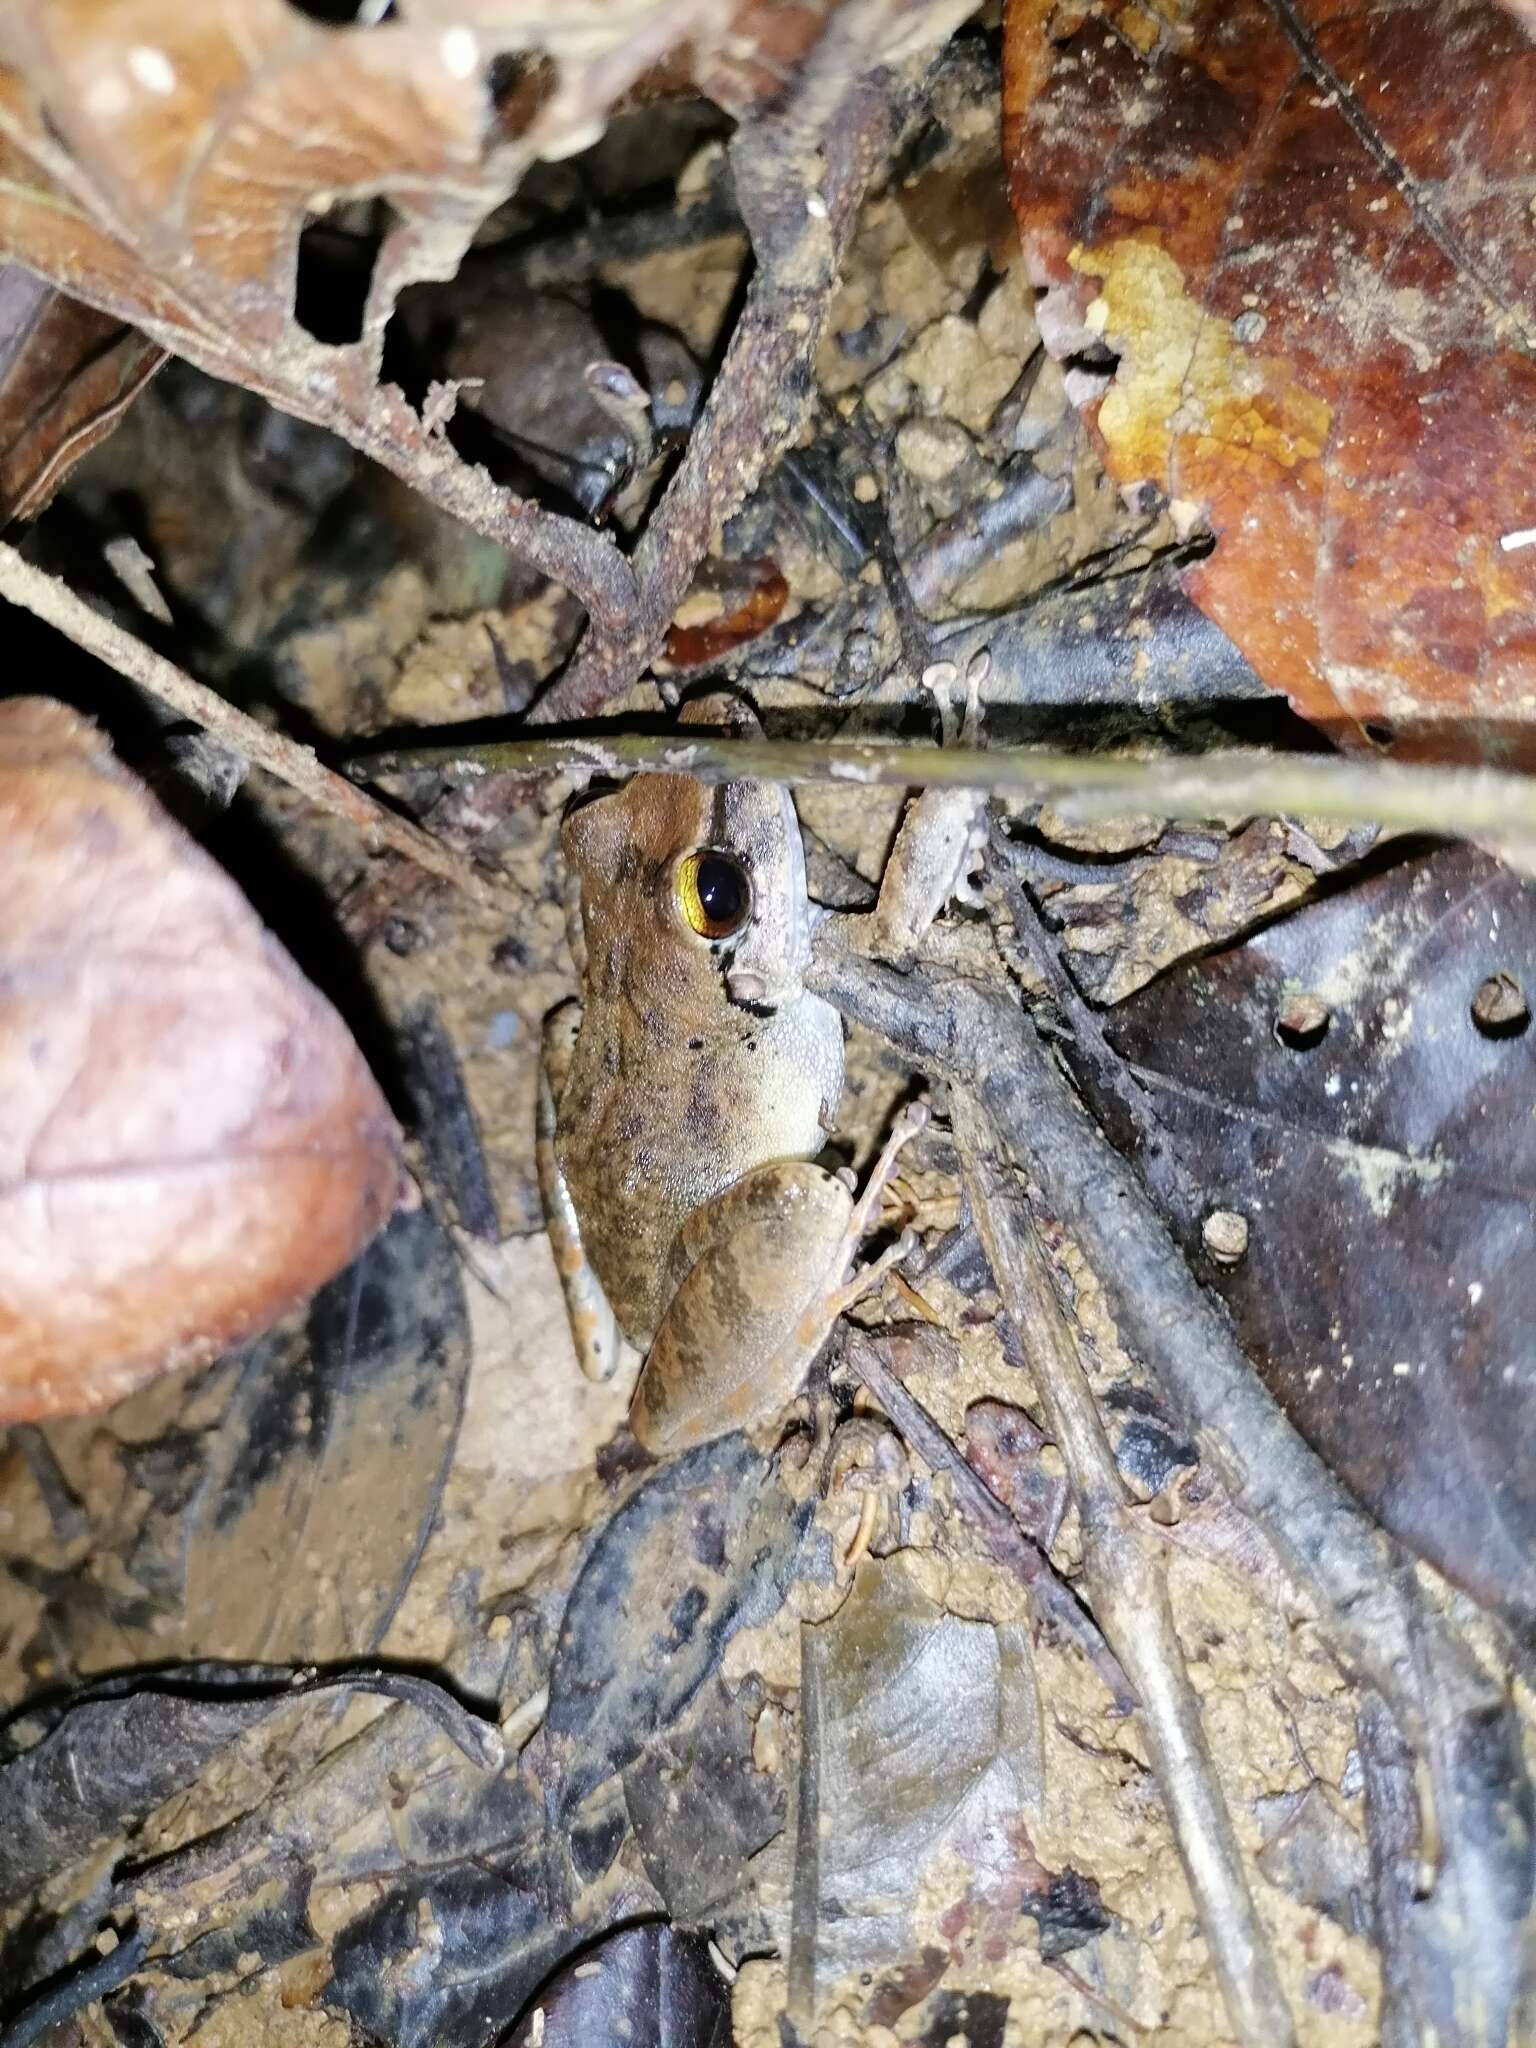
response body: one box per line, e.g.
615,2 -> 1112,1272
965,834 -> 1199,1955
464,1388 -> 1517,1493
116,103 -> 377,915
490,52 -> 558,140
1363,718 -> 1395,747
293,204 -> 391,346
1274,993 -> 1330,1050
287,0 -> 395,22
1471,972 -> 1531,1040
1062,342 -> 1119,376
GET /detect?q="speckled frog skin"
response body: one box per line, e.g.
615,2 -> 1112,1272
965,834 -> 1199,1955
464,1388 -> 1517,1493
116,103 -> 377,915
538,694 -> 853,1455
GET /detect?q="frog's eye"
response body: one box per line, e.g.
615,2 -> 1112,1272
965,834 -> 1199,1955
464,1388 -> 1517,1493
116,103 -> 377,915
676,849 -> 751,940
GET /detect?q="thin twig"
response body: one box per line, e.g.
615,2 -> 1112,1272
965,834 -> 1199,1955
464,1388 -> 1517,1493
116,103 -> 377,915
0,544 -> 498,904
0,1929 -> 148,2048
840,1329 -> 1135,1712
354,726 -> 1536,854
1359,1691 -> 1428,2048
955,1105 -> 1295,2048
997,853 -> 1203,1217
787,1617 -> 827,2034
906,456 -> 1073,613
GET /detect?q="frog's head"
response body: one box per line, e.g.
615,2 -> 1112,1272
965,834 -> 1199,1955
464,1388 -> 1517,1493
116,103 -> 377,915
560,691 -> 815,1025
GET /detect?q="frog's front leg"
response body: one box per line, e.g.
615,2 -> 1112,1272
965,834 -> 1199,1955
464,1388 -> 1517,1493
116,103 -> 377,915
631,1102 -> 928,1454
536,1002 -> 621,1382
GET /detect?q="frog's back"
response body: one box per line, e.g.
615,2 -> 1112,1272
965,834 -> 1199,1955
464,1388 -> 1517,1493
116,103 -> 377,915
556,985 -> 843,1348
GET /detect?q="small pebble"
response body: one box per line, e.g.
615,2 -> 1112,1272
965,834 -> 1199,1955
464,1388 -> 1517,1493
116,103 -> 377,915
1203,1209 -> 1250,1264
895,417 -> 973,484
1472,971 -> 1529,1035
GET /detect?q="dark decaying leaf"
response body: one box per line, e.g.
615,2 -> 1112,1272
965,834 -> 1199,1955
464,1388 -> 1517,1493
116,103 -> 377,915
1103,843 -> 1536,1638
546,1434 -> 813,1830
94,1622 -> 561,2048
8,1201 -> 468,1680
792,1556 -> 1046,2013
311,1626 -> 658,2048
0,1659 -> 495,1911
0,696 -> 403,1421
1001,0 -> 1536,758
502,1922 -> 733,2048
398,997 -> 501,1240
326,1851 -> 577,2048
321,1449 -> 809,2043
0,264 -> 162,522
623,1670 -> 785,1932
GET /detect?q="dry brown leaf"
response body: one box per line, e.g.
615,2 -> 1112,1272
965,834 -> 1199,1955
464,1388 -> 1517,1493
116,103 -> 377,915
1002,0 -> 1536,761
0,264 -> 163,522
0,697 -> 403,1422
0,0 -> 772,621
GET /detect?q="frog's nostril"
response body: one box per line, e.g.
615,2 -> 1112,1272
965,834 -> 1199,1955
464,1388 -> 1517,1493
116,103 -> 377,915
727,968 -> 770,1005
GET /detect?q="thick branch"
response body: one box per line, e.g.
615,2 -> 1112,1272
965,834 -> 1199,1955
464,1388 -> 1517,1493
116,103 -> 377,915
531,9 -> 907,724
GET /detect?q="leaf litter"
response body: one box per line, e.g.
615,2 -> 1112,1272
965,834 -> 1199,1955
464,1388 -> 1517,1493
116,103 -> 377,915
0,7 -> 1532,2047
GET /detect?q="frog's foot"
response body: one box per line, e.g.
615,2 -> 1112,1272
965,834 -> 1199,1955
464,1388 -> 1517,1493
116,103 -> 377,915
813,1099 -> 929,1327
822,1227 -> 919,1323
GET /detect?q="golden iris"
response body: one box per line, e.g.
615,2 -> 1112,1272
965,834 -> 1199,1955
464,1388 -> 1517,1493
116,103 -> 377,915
676,850 -> 750,939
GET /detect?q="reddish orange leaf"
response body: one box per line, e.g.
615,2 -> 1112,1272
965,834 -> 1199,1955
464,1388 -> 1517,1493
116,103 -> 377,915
0,699 -> 403,1421
1002,0 -> 1536,758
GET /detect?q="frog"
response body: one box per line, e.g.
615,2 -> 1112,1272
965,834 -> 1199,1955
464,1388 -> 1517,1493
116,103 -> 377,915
537,691 -> 924,1457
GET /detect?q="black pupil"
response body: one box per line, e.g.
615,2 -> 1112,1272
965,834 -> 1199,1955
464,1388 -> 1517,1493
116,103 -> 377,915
697,855 -> 746,928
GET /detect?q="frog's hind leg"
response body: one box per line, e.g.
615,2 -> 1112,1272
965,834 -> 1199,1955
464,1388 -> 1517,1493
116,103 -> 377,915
631,1162 -> 854,1454
538,1003 -> 620,1382
631,1104 -> 929,1455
